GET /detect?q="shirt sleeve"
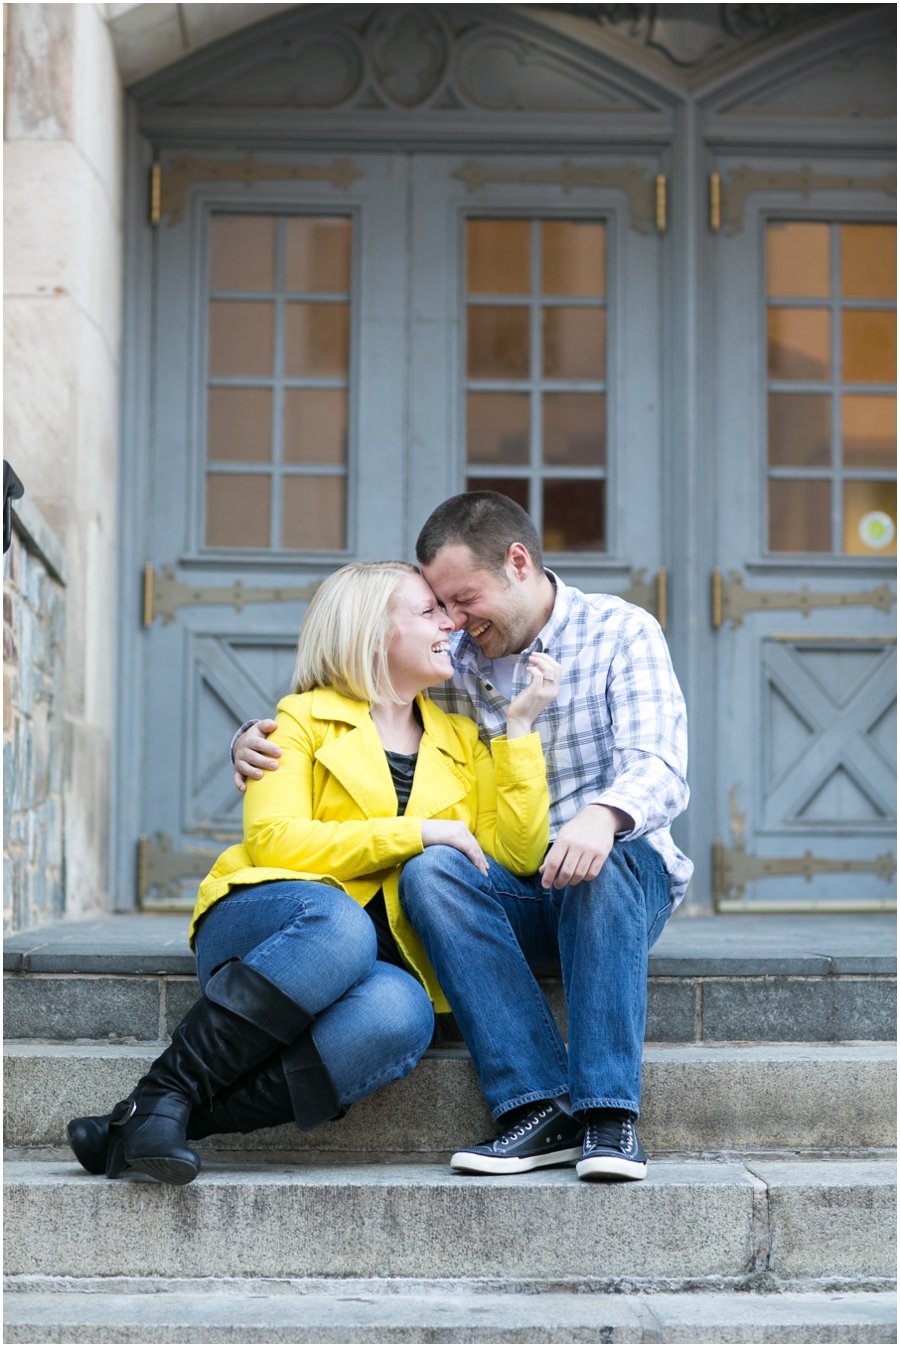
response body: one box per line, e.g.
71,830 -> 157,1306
586,612 -> 690,839
230,720 -> 261,764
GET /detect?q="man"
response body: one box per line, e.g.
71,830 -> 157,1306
233,492 -> 691,1182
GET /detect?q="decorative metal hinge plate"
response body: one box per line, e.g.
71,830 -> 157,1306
712,568 -> 895,629
713,838 -> 896,912
452,158 -> 660,234
137,832 -> 230,911
717,165 -> 896,236
143,564 -> 322,627
622,567 -> 667,630
158,154 -> 364,226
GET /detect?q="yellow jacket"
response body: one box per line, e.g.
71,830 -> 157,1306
191,688 -> 550,1012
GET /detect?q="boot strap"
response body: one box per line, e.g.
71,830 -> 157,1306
205,959 -> 312,1043
130,1095 -> 193,1125
282,1028 -> 345,1132
108,1099 -> 137,1127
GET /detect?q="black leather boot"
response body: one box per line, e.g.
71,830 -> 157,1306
103,961 -> 313,1185
68,1024 -> 343,1174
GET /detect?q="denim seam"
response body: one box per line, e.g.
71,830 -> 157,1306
573,1096 -> 640,1115
339,1047 -> 426,1107
492,1086 -> 571,1122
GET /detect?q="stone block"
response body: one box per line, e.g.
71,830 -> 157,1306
750,1160 -> 898,1284
3,974 -> 160,1041
3,1158 -> 758,1280
701,976 -> 897,1042
646,978 -> 698,1041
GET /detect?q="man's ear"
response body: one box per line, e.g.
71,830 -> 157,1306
506,542 -> 533,583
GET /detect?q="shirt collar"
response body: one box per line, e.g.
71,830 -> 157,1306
450,569 -> 569,671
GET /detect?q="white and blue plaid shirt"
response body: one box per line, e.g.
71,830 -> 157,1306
429,572 -> 693,908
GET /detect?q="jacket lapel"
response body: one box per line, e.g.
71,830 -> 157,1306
405,696 -> 471,820
309,690 -> 397,819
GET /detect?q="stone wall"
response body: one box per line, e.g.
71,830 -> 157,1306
4,4 -> 124,922
3,501 -> 68,932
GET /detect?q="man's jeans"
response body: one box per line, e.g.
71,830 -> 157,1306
399,840 -> 671,1119
194,881 -> 434,1110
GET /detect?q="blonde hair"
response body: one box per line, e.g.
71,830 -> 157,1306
292,561 -> 421,705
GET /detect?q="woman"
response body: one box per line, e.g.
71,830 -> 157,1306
68,561 -> 559,1185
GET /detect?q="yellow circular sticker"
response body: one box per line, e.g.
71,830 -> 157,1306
858,511 -> 895,550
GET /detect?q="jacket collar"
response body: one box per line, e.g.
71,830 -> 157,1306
310,686 -> 467,763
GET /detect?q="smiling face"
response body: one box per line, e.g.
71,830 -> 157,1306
421,543 -> 545,659
383,573 -> 455,697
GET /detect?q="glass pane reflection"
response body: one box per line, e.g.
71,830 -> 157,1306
207,387 -> 272,463
467,308 -> 530,379
543,393 -> 605,465
283,389 -> 347,465
543,308 -> 605,379
465,478 -> 529,513
767,393 -> 830,467
282,476 -> 346,550
467,220 -> 530,295
843,480 -> 897,555
767,310 -> 830,381
542,222 -> 605,297
842,395 -> 897,469
842,310 -> 896,384
766,222 -> 830,298
543,480 -> 605,552
210,216 -> 275,292
209,302 -> 274,377
206,474 -> 270,549
841,224 -> 897,299
285,217 -> 351,293
284,303 -> 350,378
466,392 -> 529,465
768,478 -> 831,552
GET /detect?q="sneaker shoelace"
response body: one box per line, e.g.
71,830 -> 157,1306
584,1117 -> 635,1153
495,1104 -> 554,1147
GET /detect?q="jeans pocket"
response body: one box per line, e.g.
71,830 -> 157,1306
647,893 -> 672,949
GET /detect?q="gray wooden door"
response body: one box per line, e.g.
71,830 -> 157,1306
711,173 -> 896,911
137,146 -> 669,909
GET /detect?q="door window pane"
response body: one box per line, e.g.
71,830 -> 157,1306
204,214 -> 352,550
283,389 -> 347,465
465,477 -> 529,512
767,310 -> 830,381
465,218 -> 607,552
543,308 -> 606,380
282,476 -> 346,550
768,479 -> 831,553
543,393 -> 605,466
209,302 -> 274,377
466,392 -> 529,465
767,393 -> 830,467
467,307 -> 529,378
842,395 -> 896,468
766,222 -> 830,298
766,222 -> 896,554
285,303 -> 350,378
207,388 -> 272,463
842,310 -> 896,384
542,222 -> 605,297
210,216 -> 275,292
206,474 -> 271,549
285,217 -> 351,293
841,224 -> 897,299
843,480 -> 897,555
466,220 -> 530,294
543,480 -> 605,553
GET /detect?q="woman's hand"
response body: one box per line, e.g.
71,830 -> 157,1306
420,820 -> 489,874
506,653 -> 562,739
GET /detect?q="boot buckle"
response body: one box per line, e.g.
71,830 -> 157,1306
109,1099 -> 137,1127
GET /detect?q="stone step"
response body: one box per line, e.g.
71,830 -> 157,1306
4,1156 -> 895,1286
3,1284 -> 897,1344
5,913 -> 897,1044
5,1042 -> 896,1154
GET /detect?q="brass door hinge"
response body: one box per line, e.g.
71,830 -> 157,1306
622,567 -> 667,631
655,174 -> 667,234
149,162 -> 161,227
142,564 -> 322,627
709,171 -> 721,233
711,568 -> 895,629
137,831 -> 224,911
712,838 -> 896,912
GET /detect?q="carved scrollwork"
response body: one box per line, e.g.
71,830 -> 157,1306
370,6 -> 449,107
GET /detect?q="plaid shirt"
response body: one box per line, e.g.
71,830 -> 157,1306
429,572 -> 693,908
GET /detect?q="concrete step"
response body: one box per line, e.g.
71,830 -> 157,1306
4,1156 -> 895,1287
3,1284 -> 897,1343
5,1041 -> 896,1155
5,913 -> 897,1044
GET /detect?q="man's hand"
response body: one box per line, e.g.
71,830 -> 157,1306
233,720 -> 281,793
539,804 -> 633,890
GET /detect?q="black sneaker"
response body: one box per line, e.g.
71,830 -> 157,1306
450,1101 -> 584,1175
576,1112 -> 647,1181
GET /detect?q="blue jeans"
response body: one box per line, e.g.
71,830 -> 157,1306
399,840 -> 671,1119
194,881 -> 434,1110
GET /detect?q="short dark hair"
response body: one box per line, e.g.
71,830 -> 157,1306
416,492 -> 544,576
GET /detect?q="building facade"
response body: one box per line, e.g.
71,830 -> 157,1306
4,2 -> 896,931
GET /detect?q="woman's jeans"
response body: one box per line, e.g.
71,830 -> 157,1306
399,840 -> 671,1120
194,881 -> 434,1111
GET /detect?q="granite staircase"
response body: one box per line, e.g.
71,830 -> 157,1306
4,912 -> 897,1344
